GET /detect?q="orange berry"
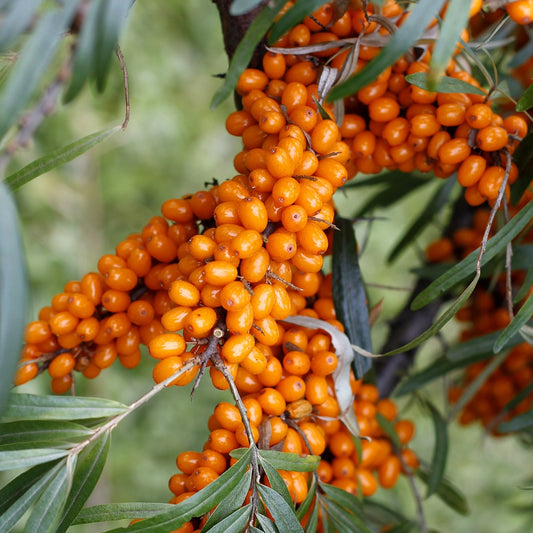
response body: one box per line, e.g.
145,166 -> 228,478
476,126 -> 509,151
149,333 -> 186,359
48,352 -> 75,379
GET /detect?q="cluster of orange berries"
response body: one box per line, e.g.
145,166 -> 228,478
165,310 -> 417,531
239,0 -> 528,207
425,194 -> 533,432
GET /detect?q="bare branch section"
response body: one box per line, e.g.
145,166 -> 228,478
212,0 -> 269,68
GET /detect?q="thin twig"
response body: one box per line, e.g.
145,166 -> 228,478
398,453 -> 427,533
115,45 -> 130,130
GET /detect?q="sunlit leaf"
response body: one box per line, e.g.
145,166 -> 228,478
328,0 -> 446,101
255,449 -> 319,472
5,126 -> 121,190
230,0 -> 265,16
387,178 -> 457,263
23,458 -> 71,533
411,200 -> 533,309
0,0 -> 43,51
499,407 -> 533,433
0,448 -> 68,471
416,467 -> 469,515
429,0 -> 476,89
258,455 -> 294,508
72,503 -> 174,525
203,469 -> 252,532
258,484 -> 304,532
494,294 -> 533,353
0,184 -> 27,418
268,0 -> 326,45
516,83 -> 533,112
204,505 -> 251,533
425,402 -> 448,498
0,2 -> 79,139
0,461 -> 62,531
406,72 -> 486,95
3,393 -> 127,421
332,216 -> 372,378
0,420 -> 91,448
211,0 -> 287,109
107,447 -> 253,532
56,432 -> 110,533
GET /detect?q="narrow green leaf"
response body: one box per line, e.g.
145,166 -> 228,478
388,178 -> 457,263
511,132 -> 533,205
64,0 -> 103,102
0,0 -> 43,51
5,127 -> 121,190
381,276 -> 479,357
0,420 -> 91,447
498,381 -> 533,423
268,0 -> 326,45
108,447 -> 253,532
425,402 -> 448,498
516,83 -> 533,112
258,484 -> 304,533
323,498 -> 372,533
211,0 -> 287,109
416,468 -> 469,515
498,407 -> 533,433
94,0 -> 133,91
0,448 -> 68,471
203,469 -> 252,532
257,449 -> 320,472
383,521 -> 417,533
375,413 -> 401,450
72,503 -> 174,525
354,175 -> 431,217
230,0 -> 265,16
305,501 -> 319,533
3,393 -> 127,421
256,512 -> 278,533
56,432 -> 110,533
204,505 -> 251,533
514,262 -> 533,304
494,293 -> 533,353
406,72 -> 485,96
509,38 -> 533,68
0,3 -> 79,139
395,351 -> 485,396
0,184 -> 27,418
258,456 -> 294,509
447,327 -> 527,361
295,477 -> 317,521
328,0 -> 447,101
320,483 -> 363,514
411,200 -> 533,310
428,0 -> 473,89
362,499 -> 409,527
332,216 -> 372,378
24,459 -> 72,533
0,460 -> 62,531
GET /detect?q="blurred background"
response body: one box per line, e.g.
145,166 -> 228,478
7,1 -> 532,531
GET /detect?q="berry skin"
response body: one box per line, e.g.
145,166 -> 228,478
476,126 -> 508,152
457,155 -> 487,187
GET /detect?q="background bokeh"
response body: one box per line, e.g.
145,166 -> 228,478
7,2 -> 532,531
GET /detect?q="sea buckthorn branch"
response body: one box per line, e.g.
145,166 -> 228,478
0,53 -> 72,177
397,450 -> 428,533
115,45 -> 131,130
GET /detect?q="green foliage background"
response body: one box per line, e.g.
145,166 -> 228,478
5,2 -> 532,531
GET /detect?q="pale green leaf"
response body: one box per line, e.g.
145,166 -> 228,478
258,484 -> 304,532
406,72 -> 486,95
0,184 -> 27,418
425,402 -> 448,498
0,420 -> 91,447
0,448 -> 68,471
5,126 -> 121,190
494,293 -> 533,353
